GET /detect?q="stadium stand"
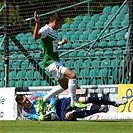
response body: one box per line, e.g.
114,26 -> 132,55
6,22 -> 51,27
0,1 -> 131,87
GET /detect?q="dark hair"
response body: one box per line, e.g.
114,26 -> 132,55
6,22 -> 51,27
49,13 -> 64,23
15,94 -> 24,105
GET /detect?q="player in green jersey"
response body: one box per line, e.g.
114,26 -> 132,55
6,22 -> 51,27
33,11 -> 86,110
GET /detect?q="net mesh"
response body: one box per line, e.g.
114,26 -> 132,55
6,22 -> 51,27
0,0 -> 132,88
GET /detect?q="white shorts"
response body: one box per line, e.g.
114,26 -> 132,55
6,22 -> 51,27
45,62 -> 67,81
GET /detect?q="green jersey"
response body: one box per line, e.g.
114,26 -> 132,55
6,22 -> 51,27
39,24 -> 60,68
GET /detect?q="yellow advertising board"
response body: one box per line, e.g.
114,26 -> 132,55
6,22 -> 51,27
118,84 -> 133,112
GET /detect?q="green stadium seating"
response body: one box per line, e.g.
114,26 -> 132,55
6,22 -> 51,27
0,80 -> 4,87
15,79 -> 24,87
41,80 -> 50,86
8,80 -> 15,87
74,15 -> 83,23
23,79 -> 33,87
70,22 -> 78,29
83,15 -> 91,22
102,6 -> 111,14
91,14 -> 99,22
120,5 -> 129,14
86,21 -> 95,29
61,22 -> 70,30
16,32 -> 25,41
111,5 -> 119,14
78,21 -> 86,29
9,70 -> 17,79
32,80 -> 41,86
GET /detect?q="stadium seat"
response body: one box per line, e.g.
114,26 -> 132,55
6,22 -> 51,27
124,13 -> 129,19
0,45 -> 4,52
102,6 -> 111,14
23,79 -> 33,87
75,30 -> 82,36
83,15 -> 91,22
33,71 -> 42,79
25,70 -> 34,79
111,20 -> 121,28
69,22 -> 78,29
24,44 -> 30,50
73,58 -> 83,69
68,51 -> 77,57
16,70 -> 26,79
95,21 -> 103,29
40,80 -> 49,86
0,71 -> 4,80
32,80 -> 41,86
121,20 -> 129,27
0,80 -> 4,87
83,30 -> 91,36
79,68 -> 89,77
71,42 -> 81,49
28,36 -> 35,44
58,31 -> 66,41
15,79 -> 24,87
78,79 -> 87,86
87,34 -> 97,41
13,61 -> 21,69
113,48 -> 122,57
117,39 -> 126,47
111,5 -> 119,14
70,34 -> 79,42
0,62 -> 4,71
78,21 -> 86,29
20,36 -> 28,45
61,22 -> 70,30
116,13 -> 125,21
98,41 -> 107,48
77,50 -> 86,57
74,15 -> 83,23
8,79 -> 15,87
99,14 -> 108,22
25,32 -> 32,39
9,70 -> 17,79
86,21 -> 95,29
16,32 -> 25,41
79,34 -> 88,42
120,4 -> 129,14
91,14 -> 99,22
30,44 -> 38,50
104,48 -> 113,57
95,49 -> 103,56
100,58 -> 110,67
66,30 -> 74,36
115,32 -> 124,40
63,42 -> 72,49
91,58 -> 100,68
108,41 -> 117,47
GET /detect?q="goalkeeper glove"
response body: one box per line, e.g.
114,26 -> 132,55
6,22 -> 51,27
47,104 -> 54,110
38,114 -> 51,121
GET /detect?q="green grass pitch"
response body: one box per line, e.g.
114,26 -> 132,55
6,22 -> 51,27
0,120 -> 133,133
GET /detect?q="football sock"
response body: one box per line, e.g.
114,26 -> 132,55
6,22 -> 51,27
85,96 -> 116,106
72,109 -> 99,118
68,79 -> 77,104
43,85 -> 64,102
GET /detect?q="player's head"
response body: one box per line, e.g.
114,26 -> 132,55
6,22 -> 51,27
49,13 -> 63,30
15,94 -> 32,108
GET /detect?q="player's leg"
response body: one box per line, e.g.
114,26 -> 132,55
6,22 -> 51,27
78,96 -> 128,107
63,68 -> 87,108
65,105 -> 107,120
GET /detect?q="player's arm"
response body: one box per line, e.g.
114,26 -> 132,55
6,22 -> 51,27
58,38 -> 67,45
33,11 -> 41,40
